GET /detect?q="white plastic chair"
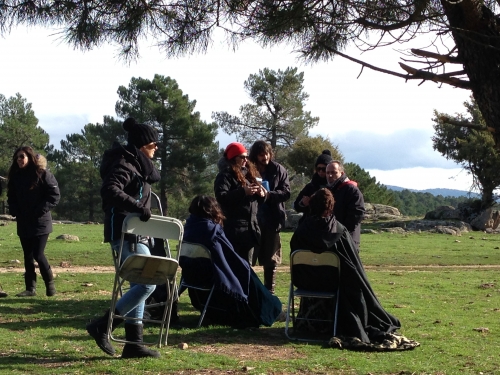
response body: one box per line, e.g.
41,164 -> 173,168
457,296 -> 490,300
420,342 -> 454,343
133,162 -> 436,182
107,213 -> 184,347
178,242 -> 217,327
285,250 -> 340,342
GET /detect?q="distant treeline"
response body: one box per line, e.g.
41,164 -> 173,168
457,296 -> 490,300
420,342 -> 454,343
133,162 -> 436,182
390,189 -> 474,217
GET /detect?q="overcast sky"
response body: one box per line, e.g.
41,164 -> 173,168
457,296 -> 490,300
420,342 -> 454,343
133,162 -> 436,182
1,27 -> 473,191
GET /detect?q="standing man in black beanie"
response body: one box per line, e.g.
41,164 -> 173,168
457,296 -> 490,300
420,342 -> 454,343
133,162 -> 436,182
249,140 -> 290,294
293,150 -> 332,224
86,117 -> 161,359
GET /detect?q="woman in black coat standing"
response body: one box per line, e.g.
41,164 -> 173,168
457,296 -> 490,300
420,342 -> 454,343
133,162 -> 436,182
7,147 -> 60,297
214,142 -> 266,264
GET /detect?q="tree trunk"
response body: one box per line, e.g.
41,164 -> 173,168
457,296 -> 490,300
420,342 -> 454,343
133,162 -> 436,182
441,0 -> 500,146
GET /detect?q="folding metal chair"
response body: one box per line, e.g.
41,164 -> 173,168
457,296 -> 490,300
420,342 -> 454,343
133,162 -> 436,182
107,213 -> 184,347
285,250 -> 340,342
178,241 -> 217,328
150,191 -> 163,216
111,192 -> 168,273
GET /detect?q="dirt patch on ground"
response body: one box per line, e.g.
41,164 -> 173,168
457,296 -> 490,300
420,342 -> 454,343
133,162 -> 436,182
188,342 -> 306,361
2,264 -> 500,274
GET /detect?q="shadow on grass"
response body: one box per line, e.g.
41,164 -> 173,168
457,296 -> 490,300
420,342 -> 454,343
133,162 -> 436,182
0,354 -> 114,368
0,294 -> 327,364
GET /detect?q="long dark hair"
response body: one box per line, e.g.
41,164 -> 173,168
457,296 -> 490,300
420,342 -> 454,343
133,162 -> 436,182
227,157 -> 261,185
7,146 -> 43,190
189,195 -> 226,225
249,140 -> 273,164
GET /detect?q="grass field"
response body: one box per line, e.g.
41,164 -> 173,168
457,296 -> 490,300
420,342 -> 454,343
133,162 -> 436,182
0,221 -> 499,374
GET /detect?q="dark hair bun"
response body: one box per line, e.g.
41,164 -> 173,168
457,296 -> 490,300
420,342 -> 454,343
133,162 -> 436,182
123,117 -> 137,132
322,149 -> 331,156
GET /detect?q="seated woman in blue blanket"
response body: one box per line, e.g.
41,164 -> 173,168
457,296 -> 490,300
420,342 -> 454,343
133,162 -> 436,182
180,195 -> 283,328
290,189 -> 414,350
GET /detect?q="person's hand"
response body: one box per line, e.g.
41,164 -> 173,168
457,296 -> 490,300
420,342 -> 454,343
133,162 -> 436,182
258,185 -> 266,197
139,207 -> 152,222
244,183 -> 260,196
301,196 -> 310,207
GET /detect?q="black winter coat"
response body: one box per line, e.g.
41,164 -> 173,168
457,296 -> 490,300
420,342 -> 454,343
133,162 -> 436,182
100,142 -> 160,242
214,158 -> 263,252
257,160 -> 290,231
8,169 -> 60,238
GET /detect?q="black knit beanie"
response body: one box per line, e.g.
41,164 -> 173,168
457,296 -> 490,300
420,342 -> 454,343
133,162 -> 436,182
315,149 -> 333,167
123,117 -> 158,149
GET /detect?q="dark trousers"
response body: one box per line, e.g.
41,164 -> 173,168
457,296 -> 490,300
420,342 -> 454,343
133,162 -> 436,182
20,234 -> 51,290
252,226 -> 281,269
252,227 -> 281,292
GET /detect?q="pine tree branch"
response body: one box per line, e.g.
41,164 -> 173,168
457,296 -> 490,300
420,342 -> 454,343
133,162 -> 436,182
399,63 -> 470,89
410,48 -> 462,64
438,115 -> 495,133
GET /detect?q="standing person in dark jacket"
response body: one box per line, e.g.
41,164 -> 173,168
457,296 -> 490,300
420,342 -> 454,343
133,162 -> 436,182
248,140 -> 290,294
293,150 -> 332,223
214,142 -> 265,264
7,146 -> 60,297
325,160 -> 365,250
86,117 -> 161,359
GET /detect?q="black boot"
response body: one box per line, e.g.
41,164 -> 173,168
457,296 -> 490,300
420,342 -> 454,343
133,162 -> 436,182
17,271 -> 36,297
121,324 -> 160,359
86,309 -> 123,356
42,267 -> 56,297
264,266 -> 277,294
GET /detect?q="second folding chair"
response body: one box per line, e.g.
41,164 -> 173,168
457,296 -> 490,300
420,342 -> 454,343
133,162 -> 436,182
285,249 -> 341,342
177,241 -> 219,328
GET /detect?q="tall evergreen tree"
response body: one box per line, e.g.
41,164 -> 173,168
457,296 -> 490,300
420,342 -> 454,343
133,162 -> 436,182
212,67 -> 318,150
0,93 -> 49,178
432,98 -> 500,208
287,135 -> 342,178
50,116 -> 123,222
344,163 -> 396,205
115,74 -> 218,214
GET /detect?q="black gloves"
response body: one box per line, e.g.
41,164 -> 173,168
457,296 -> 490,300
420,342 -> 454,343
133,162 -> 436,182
139,207 -> 152,222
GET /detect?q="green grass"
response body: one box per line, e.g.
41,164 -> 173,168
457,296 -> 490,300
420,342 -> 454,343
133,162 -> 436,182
0,222 -> 499,374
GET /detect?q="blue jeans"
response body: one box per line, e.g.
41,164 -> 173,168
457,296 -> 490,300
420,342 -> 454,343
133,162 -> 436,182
111,239 -> 156,324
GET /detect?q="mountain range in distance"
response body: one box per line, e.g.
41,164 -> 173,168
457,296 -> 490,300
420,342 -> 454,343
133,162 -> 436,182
385,185 -> 480,198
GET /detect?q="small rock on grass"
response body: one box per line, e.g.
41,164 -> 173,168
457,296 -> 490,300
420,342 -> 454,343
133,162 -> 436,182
473,327 -> 489,333
178,343 -> 188,350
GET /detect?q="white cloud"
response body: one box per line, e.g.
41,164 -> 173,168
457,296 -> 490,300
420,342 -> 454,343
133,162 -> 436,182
367,167 -> 473,191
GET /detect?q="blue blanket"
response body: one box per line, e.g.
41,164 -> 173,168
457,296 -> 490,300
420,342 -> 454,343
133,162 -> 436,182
181,215 -> 251,302
181,214 -> 282,327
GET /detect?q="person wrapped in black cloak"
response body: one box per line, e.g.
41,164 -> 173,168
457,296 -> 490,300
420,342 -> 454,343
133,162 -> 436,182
290,188 -> 418,351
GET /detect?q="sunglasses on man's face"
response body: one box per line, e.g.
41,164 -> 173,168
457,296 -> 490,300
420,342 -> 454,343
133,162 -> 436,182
237,155 -> 248,160
316,166 -> 326,172
17,154 -> 27,160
